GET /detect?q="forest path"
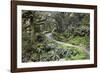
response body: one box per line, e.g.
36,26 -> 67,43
45,33 -> 89,55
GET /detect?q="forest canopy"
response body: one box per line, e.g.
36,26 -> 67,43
22,10 -> 90,62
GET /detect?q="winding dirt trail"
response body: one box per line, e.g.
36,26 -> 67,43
45,33 -> 89,55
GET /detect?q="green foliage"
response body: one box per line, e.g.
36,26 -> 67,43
68,36 -> 89,47
29,41 -> 68,62
64,46 -> 88,60
53,32 -> 67,42
22,10 -> 90,62
74,26 -> 89,36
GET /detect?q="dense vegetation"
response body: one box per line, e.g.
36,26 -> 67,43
22,10 -> 90,62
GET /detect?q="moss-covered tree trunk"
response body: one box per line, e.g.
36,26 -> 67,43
30,18 -> 36,45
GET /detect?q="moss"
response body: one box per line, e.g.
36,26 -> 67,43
68,36 -> 89,47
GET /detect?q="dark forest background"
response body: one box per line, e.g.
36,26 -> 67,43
22,10 -> 90,62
